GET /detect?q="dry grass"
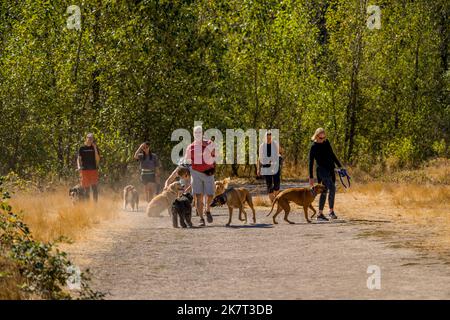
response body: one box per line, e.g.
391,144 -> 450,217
9,188 -> 121,242
0,257 -> 24,300
344,182 -> 450,259
252,195 -> 272,207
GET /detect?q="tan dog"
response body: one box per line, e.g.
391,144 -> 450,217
214,177 -> 230,196
210,187 -> 256,227
123,185 -> 139,211
146,182 -> 184,217
191,177 -> 231,217
266,184 -> 326,224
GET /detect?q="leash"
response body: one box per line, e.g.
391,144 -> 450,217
336,168 -> 351,189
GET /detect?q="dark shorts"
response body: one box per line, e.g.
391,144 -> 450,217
140,173 -> 156,185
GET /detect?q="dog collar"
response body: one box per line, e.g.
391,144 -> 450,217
310,188 -> 317,197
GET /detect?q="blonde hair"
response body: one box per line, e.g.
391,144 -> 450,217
311,128 -> 325,142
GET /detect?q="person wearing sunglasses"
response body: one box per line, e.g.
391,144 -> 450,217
308,128 -> 343,221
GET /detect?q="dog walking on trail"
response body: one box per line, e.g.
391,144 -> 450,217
308,128 -> 346,221
134,141 -> 160,203
77,133 -> 101,202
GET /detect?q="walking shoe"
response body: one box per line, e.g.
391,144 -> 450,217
316,213 -> 329,222
199,218 -> 206,227
206,211 -> 213,223
329,211 -> 338,219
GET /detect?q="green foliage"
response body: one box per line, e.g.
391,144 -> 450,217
0,177 -> 105,299
0,0 -> 448,179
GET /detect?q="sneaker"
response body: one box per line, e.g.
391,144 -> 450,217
206,211 -> 213,223
316,213 -> 329,222
329,212 -> 338,219
199,218 -> 206,227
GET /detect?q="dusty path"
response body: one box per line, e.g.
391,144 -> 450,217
67,190 -> 450,299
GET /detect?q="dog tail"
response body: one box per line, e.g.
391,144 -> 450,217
266,196 -> 279,217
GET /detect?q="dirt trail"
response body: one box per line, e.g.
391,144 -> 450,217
66,190 -> 450,299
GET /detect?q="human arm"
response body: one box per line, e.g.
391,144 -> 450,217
308,145 -> 315,186
164,168 -> 179,189
134,143 -> 146,160
328,140 -> 342,168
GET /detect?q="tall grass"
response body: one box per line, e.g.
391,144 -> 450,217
9,188 -> 120,242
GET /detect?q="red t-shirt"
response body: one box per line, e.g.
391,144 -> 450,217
185,140 -> 215,172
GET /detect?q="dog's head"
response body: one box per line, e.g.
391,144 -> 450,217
210,193 -> 227,207
166,181 -> 185,194
181,192 -> 193,203
215,177 -> 230,196
124,185 -> 136,195
69,185 -> 85,202
313,183 -> 327,195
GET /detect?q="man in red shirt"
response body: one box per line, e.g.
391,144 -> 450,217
185,126 -> 216,226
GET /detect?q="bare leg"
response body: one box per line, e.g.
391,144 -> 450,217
205,194 -> 213,213
195,194 -> 204,220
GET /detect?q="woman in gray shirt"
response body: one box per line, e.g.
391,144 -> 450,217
134,141 -> 160,202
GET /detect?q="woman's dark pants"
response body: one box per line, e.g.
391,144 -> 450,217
317,167 -> 336,211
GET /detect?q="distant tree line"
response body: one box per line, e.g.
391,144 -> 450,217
0,0 -> 448,183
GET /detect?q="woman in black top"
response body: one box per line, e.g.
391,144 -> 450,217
308,128 -> 343,221
257,131 -> 283,202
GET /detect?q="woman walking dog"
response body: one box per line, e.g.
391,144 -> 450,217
134,141 -> 160,202
308,128 -> 344,221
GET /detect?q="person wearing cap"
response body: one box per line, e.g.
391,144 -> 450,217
77,133 -> 101,202
257,131 -> 283,202
184,126 -> 216,227
134,141 -> 160,202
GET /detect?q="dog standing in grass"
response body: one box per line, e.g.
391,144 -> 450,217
69,184 -> 88,204
123,185 -> 139,211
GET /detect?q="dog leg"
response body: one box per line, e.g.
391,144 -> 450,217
282,202 -> 294,224
226,206 -> 233,227
239,207 -> 248,224
272,204 -> 283,224
308,204 -> 316,221
246,197 -> 257,224
171,209 -> 179,228
185,209 -> 193,228
179,211 -> 187,228
303,205 -> 312,223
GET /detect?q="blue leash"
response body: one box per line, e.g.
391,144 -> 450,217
336,168 -> 351,188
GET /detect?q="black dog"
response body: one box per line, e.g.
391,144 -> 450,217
69,184 -> 88,203
171,192 -> 194,228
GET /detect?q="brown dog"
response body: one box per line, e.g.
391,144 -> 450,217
192,177 -> 231,217
266,184 -> 326,224
210,187 -> 256,227
214,177 -> 230,196
146,182 -> 184,217
123,185 -> 139,211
